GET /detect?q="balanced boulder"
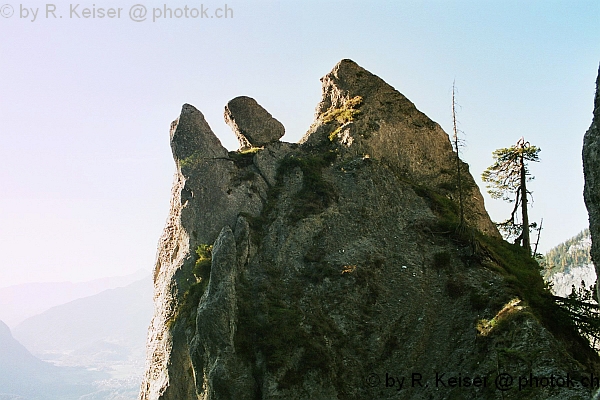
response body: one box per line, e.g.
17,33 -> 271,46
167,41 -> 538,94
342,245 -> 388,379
224,96 -> 285,148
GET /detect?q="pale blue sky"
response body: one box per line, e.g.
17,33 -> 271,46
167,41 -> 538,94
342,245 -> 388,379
1,0 -> 599,286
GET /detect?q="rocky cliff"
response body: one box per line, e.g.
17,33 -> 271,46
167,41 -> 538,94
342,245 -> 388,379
139,60 -> 598,400
584,66 -> 600,302
543,229 -> 595,298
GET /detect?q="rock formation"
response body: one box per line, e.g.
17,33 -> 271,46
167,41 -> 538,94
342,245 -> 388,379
301,59 -> 497,236
584,65 -> 600,301
140,60 -> 598,400
225,96 -> 285,148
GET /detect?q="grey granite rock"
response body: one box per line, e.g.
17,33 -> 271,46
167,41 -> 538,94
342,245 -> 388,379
189,226 -> 255,400
224,96 -> 285,148
171,103 -> 229,161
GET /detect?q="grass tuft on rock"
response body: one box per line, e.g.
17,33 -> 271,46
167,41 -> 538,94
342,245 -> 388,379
414,183 -> 599,370
321,96 -> 363,142
166,244 -> 213,330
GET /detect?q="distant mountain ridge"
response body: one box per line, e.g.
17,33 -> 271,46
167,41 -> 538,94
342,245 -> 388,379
0,320 -> 104,399
13,275 -> 152,367
10,275 -> 153,399
0,269 -> 148,327
544,228 -> 596,298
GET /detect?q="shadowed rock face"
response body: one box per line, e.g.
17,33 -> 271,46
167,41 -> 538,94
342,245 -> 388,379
225,96 -> 285,148
139,60 -> 597,400
583,66 -> 600,300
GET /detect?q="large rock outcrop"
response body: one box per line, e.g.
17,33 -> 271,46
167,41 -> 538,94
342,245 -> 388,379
140,60 -> 598,400
584,65 -> 600,301
301,60 -> 497,236
139,103 -> 271,400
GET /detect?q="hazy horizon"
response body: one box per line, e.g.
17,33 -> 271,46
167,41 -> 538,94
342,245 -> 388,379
2,0 -> 599,286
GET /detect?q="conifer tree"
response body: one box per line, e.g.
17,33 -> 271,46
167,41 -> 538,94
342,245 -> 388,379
481,137 -> 540,254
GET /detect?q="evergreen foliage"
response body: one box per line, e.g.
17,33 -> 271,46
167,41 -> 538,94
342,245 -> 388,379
545,229 -> 599,351
482,138 -> 540,254
544,228 -> 591,279
554,280 -> 600,351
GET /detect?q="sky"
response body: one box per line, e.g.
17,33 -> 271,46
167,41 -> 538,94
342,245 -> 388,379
1,0 -> 599,286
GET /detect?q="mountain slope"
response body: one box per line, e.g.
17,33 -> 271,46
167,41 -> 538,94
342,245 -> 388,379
543,229 -> 596,298
13,276 -> 152,371
0,269 -> 148,327
0,320 -> 103,399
